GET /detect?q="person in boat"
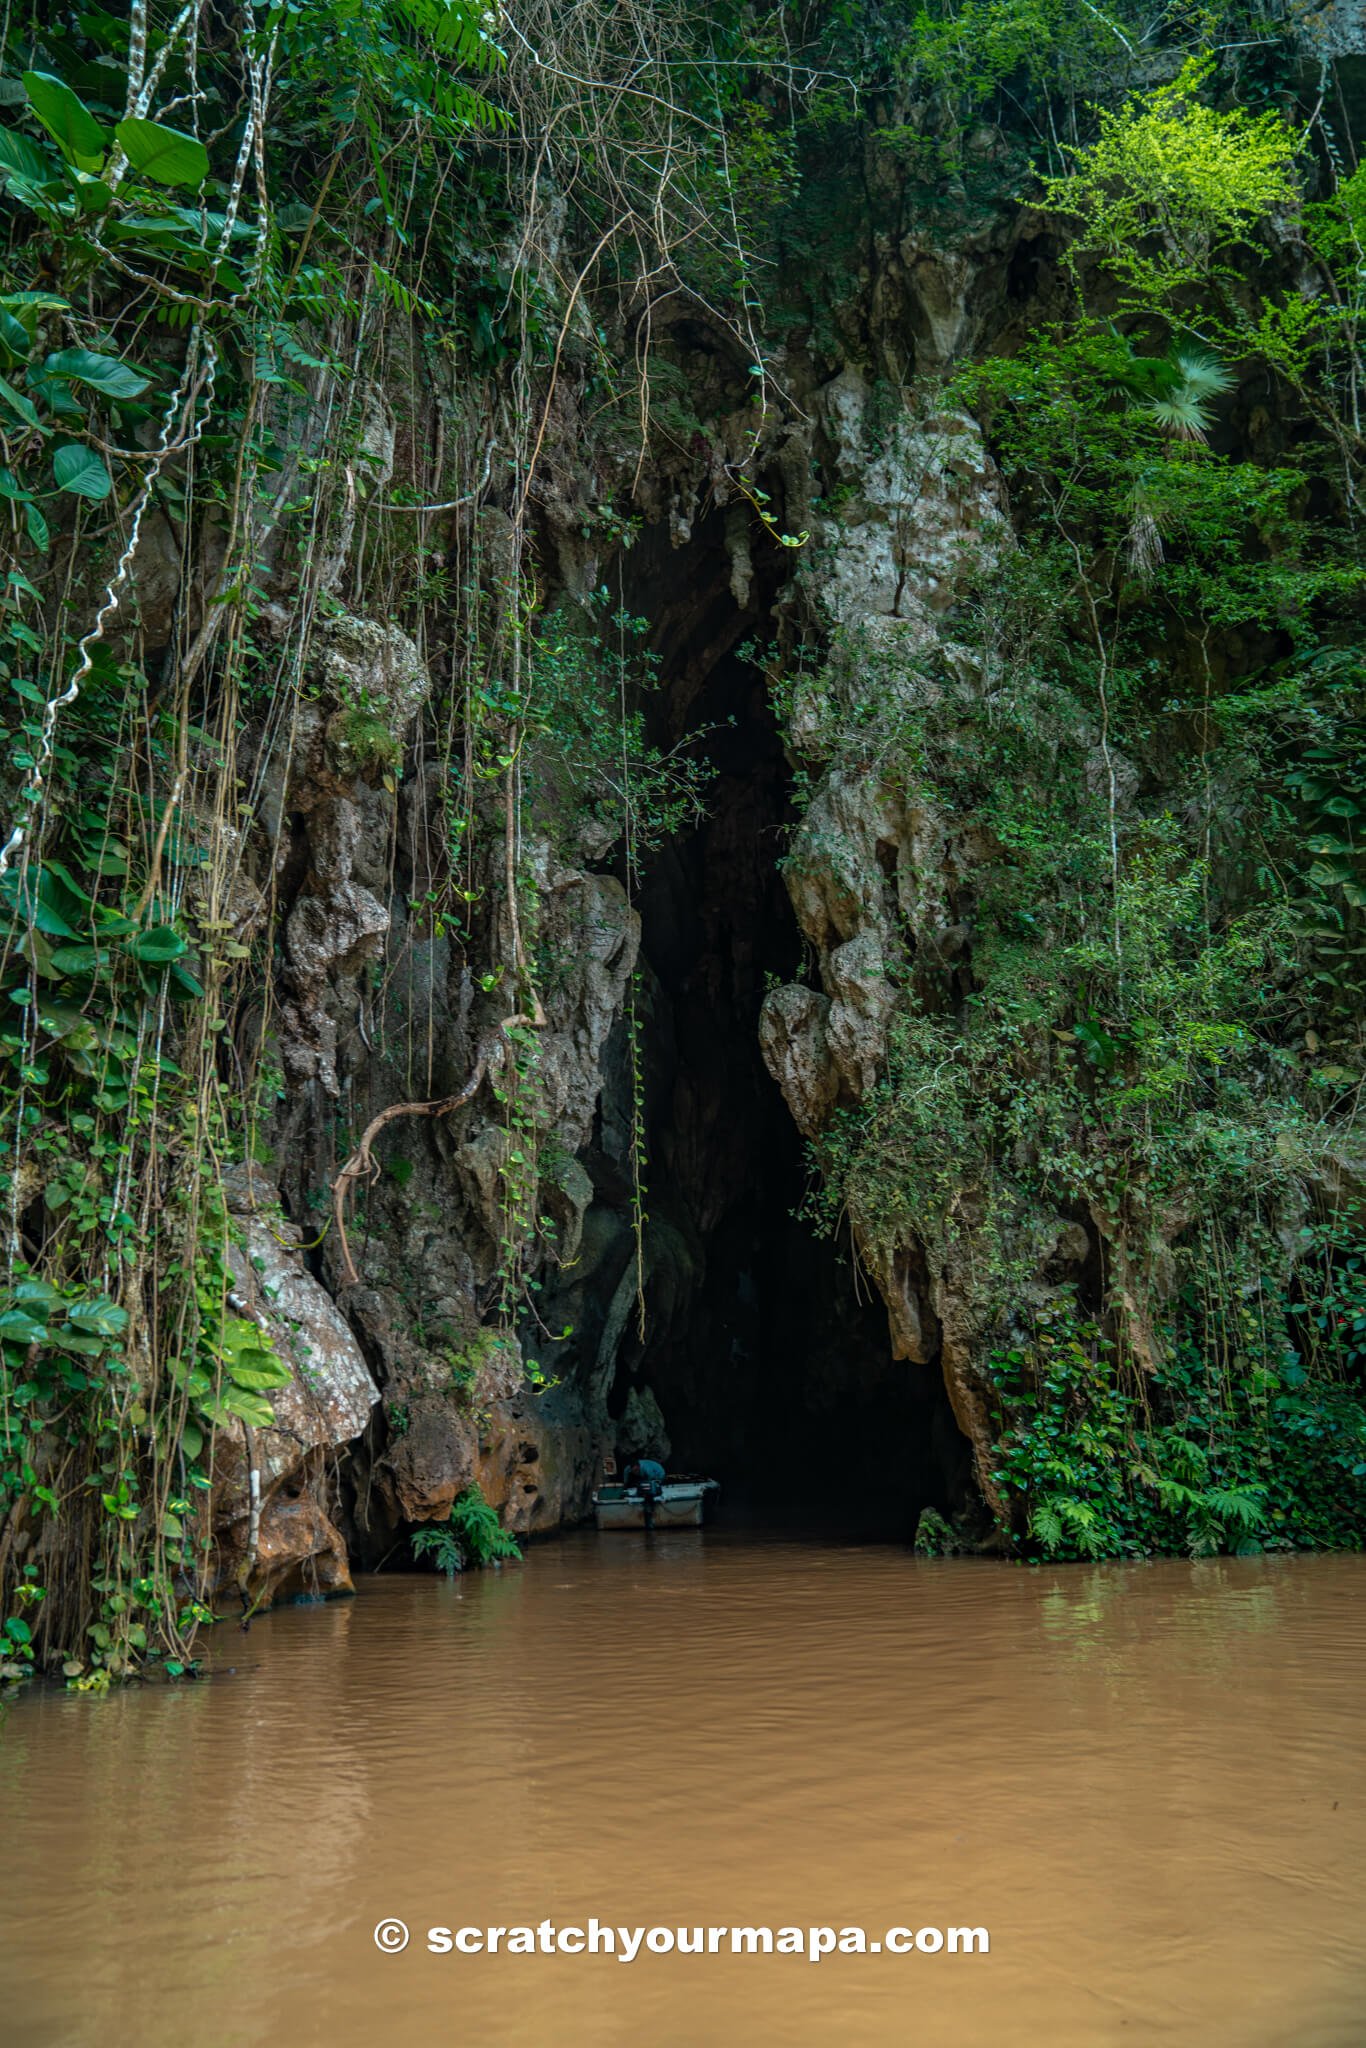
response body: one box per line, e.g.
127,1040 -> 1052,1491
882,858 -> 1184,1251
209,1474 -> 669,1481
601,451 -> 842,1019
622,1455 -> 665,1528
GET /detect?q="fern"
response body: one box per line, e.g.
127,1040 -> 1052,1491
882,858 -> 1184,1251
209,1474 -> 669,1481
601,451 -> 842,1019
1057,1496 -> 1106,1558
412,1484 -> 522,1574
450,1484 -> 523,1567
395,0 -> 505,72
1205,1485 -> 1266,1531
411,1521 -> 467,1576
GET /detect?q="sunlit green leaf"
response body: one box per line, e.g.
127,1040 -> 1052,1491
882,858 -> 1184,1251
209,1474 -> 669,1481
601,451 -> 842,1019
21,71 -> 108,170
114,116 -> 209,189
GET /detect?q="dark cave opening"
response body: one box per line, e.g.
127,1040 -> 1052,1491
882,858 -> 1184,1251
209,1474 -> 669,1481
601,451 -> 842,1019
559,515 -> 974,1542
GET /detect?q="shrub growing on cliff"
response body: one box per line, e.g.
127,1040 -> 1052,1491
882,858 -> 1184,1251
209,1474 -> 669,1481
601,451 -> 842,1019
1042,57 -> 1301,308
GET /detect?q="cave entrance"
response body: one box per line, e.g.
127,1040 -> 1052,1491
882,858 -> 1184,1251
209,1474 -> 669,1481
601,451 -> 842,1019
571,513 -> 970,1541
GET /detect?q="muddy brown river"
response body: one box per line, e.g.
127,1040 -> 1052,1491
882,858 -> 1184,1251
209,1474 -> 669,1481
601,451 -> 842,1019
2,1535 -> 1363,2046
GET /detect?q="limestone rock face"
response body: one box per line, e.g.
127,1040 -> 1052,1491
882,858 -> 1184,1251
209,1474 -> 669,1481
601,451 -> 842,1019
257,768 -> 643,1563
757,396 -> 1062,1517
758,986 -> 837,1138
804,371 -> 1005,627
219,203 -> 1041,1572
315,612 -> 432,746
377,1399 -> 479,1524
375,1376 -> 605,1540
211,1183 -> 381,1607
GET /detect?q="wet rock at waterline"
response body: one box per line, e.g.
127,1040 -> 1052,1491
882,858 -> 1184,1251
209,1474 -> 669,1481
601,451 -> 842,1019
211,1168 -> 380,1608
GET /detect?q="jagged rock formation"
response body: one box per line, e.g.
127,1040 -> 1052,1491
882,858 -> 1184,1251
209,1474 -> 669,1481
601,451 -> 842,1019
193,136 -> 1351,1581
213,1168 -> 380,1605
203,226 -> 1040,1581
758,390 -> 1023,1510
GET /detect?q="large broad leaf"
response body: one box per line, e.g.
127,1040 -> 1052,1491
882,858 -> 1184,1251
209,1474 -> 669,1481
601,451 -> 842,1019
52,442 -> 112,499
25,369 -> 83,417
35,998 -> 98,1049
0,307 -> 29,357
13,1276 -> 61,1312
200,1386 -> 277,1430
114,116 -> 208,189
0,869 -> 75,938
167,1358 -> 212,1400
66,1296 -> 128,1337
69,170 -> 113,216
167,959 -> 204,1000
2,289 -> 70,315
128,923 -> 187,963
222,1385 -> 279,1427
0,128 -> 56,184
21,72 -> 108,170
220,1315 -> 292,1391
47,943 -> 104,975
0,1308 -> 49,1344
45,346 -> 149,399
228,1353 -> 293,1392
0,374 -> 41,430
0,290 -> 69,358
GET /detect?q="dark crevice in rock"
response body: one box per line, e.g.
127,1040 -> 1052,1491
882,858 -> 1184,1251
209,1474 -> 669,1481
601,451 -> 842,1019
527,517 -> 976,1540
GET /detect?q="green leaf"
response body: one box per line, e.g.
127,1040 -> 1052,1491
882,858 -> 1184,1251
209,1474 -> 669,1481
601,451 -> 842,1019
14,1277 -> 60,1310
68,169 -> 112,215
114,117 -> 208,189
0,290 -> 69,315
170,1359 -> 212,1398
204,1387 -> 277,1429
52,442 -> 112,499
66,1296 -> 127,1337
0,1309 -> 48,1343
44,348 -> 150,399
129,924 -> 187,963
0,374 -> 41,430
25,370 -> 82,418
0,308 -> 30,358
21,72 -> 108,170
167,959 -> 205,1000
48,944 -> 101,975
0,128 -> 57,184
34,998 -> 97,1046
227,1353 -> 293,1392
53,1327 -> 106,1356
219,1316 -> 291,1389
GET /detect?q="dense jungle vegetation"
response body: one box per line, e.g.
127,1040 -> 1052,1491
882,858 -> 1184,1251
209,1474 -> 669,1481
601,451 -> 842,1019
0,0 -> 1364,1683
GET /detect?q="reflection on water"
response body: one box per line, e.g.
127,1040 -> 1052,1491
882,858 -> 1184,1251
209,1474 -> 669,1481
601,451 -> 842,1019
2,1538 -> 1364,2047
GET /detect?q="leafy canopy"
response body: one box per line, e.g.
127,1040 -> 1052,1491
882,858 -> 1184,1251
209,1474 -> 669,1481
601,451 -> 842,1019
1044,57 -> 1302,305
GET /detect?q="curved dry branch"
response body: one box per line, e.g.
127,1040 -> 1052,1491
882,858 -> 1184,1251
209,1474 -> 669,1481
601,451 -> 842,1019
330,1014 -> 540,1287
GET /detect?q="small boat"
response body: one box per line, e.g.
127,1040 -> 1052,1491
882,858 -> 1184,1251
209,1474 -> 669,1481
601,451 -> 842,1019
592,1476 -> 720,1530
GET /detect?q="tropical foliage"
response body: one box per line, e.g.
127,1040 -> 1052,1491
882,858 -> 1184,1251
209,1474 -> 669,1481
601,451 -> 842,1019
2,0 -> 1365,1692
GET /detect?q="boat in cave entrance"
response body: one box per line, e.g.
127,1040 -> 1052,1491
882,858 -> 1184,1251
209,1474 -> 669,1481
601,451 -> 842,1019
591,1477 -> 720,1530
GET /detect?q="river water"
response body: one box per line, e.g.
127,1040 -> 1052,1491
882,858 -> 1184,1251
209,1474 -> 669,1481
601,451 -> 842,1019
2,1535 -> 1363,2047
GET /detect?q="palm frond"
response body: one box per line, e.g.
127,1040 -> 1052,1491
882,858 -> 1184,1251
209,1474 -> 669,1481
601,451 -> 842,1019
1146,389 -> 1212,441
1173,349 -> 1235,400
